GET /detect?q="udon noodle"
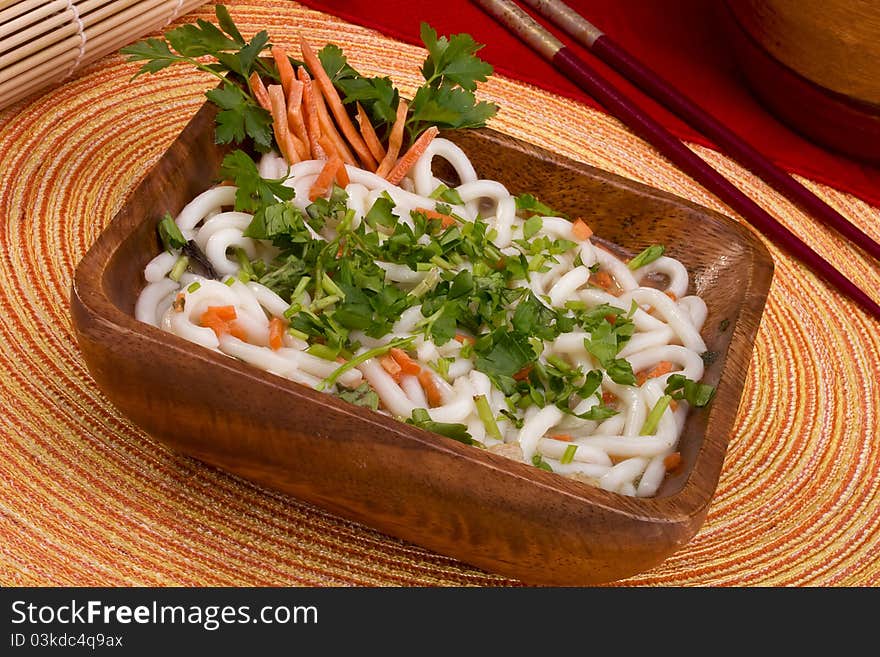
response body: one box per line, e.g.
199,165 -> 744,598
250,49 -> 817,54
136,137 -> 710,497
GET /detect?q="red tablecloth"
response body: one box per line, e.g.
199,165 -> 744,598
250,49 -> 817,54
300,0 -> 880,209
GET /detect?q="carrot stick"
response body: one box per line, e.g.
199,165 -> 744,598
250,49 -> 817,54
571,218 -> 593,241
267,84 -> 301,165
549,433 -> 573,442
248,72 -> 271,111
285,80 -> 309,157
297,67 -> 326,161
300,37 -> 378,169
269,317 -> 286,350
375,99 -> 408,177
663,452 -> 682,472
389,348 -> 421,375
417,369 -> 444,407
636,360 -> 674,386
380,354 -> 403,381
385,126 -> 439,185
356,102 -> 386,162
271,45 -> 296,97
199,306 -> 247,341
312,79 -> 357,165
309,151 -> 343,201
414,207 -> 456,228
318,135 -> 350,187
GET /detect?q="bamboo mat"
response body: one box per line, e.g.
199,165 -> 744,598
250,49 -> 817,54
0,0 -> 210,110
1,0 -> 878,587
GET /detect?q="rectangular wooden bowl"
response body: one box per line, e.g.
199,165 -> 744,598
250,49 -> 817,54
70,101 -> 773,585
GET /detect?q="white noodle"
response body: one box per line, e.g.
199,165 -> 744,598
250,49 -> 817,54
135,137 -> 713,498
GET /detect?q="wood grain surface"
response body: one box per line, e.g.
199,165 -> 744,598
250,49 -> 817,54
70,100 -> 773,586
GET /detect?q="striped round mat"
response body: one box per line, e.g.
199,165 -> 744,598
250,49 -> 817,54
1,1 -> 878,587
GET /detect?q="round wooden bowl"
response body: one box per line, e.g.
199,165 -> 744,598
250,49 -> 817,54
721,0 -> 880,164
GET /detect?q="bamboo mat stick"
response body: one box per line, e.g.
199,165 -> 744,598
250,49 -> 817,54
0,1 -> 68,40
0,0 -> 208,110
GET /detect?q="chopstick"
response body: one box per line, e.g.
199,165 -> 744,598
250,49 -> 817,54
472,0 -> 880,320
519,0 -> 880,263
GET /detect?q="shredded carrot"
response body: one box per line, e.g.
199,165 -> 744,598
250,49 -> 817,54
636,360 -> 674,386
380,354 -> 403,381
271,45 -> 296,97
602,390 -> 617,406
604,313 -> 617,325
453,333 -> 476,345
389,348 -> 421,375
663,452 -> 682,472
267,84 -> 301,165
665,290 -> 678,301
385,126 -> 439,185
248,72 -> 271,111
414,206 -> 456,228
311,79 -> 357,165
300,37 -> 378,169
285,81 -> 310,160
669,399 -> 679,412
549,434 -> 573,442
375,99 -> 408,178
199,306 -> 247,341
318,135 -> 350,187
269,317 -> 286,350
417,369 -> 444,407
356,102 -> 386,162
590,270 -> 617,294
513,364 -> 533,381
297,67 -> 326,160
309,151 -> 343,201
571,218 -> 593,241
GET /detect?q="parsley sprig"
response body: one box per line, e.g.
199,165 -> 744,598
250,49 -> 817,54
121,5 -> 275,150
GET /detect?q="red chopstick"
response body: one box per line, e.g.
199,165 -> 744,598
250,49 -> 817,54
519,0 -> 880,263
472,0 -> 880,320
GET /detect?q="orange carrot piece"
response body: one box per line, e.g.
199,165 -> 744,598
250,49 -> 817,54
389,348 -> 421,375
285,80 -> 310,157
414,207 -> 456,228
513,364 -> 533,381
271,45 -> 296,97
380,354 -> 403,381
269,317 -> 286,350
601,390 -> 617,406
636,360 -> 674,386
571,218 -> 593,241
199,306 -> 246,341
590,270 -> 616,293
202,305 -> 237,322
385,126 -> 439,185
453,333 -> 476,345
267,84 -> 301,165
318,135 -> 350,187
297,67 -> 326,160
665,290 -> 678,301
300,37 -> 377,169
312,79 -> 357,165
417,369 -> 444,407
549,433 -> 573,442
663,452 -> 682,472
248,72 -> 271,111
375,99 -> 408,177
356,102 -> 386,162
309,151 -> 342,201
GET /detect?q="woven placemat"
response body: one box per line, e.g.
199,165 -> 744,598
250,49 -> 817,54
1,0 -> 878,587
